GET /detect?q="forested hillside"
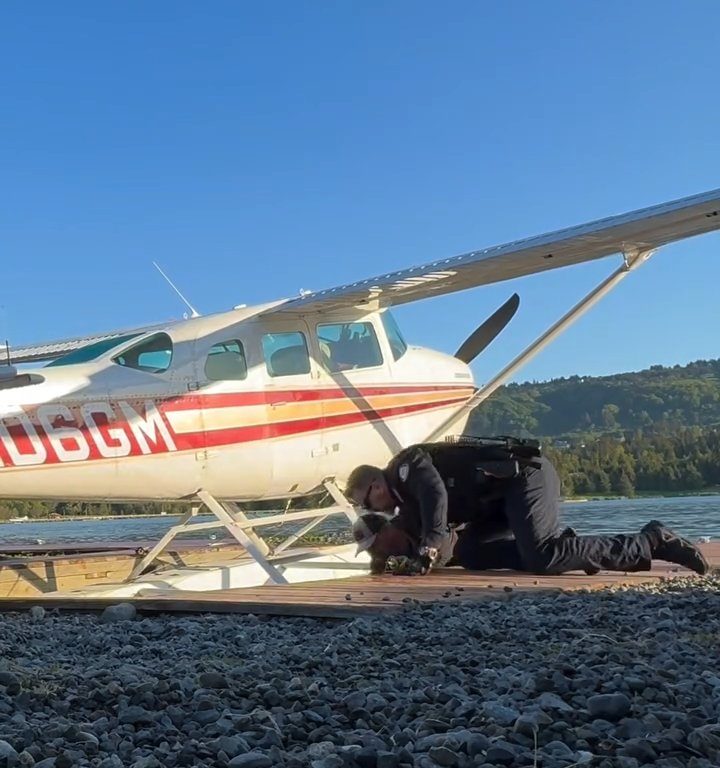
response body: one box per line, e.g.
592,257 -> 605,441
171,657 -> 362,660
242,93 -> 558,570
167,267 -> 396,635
543,427 -> 720,496
465,358 -> 720,496
467,358 -> 720,439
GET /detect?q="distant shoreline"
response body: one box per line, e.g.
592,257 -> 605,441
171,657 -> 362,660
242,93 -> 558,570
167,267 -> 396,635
564,488 -> 720,502
1,490 -> 719,524
0,512 -> 181,525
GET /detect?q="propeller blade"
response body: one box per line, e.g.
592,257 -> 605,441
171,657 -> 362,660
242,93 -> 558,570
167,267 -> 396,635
454,293 -> 520,364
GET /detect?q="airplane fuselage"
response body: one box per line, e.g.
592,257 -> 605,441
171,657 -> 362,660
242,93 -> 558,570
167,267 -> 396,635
0,304 -> 474,501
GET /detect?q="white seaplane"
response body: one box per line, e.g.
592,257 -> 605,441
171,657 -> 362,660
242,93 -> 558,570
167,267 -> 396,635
1,188 -> 719,595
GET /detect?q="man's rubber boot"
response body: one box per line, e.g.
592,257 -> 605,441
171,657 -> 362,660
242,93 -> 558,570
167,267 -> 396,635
560,526 -> 600,576
641,520 -> 710,575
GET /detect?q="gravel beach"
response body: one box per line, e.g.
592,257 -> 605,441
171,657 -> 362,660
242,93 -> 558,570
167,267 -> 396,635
0,575 -> 718,768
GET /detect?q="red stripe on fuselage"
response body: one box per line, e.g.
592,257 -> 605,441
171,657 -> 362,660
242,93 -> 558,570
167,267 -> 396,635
0,387 -> 471,468
173,396 -> 467,451
161,384 -> 473,411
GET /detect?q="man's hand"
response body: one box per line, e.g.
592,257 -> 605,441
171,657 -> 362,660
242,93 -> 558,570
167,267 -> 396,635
385,554 -> 434,576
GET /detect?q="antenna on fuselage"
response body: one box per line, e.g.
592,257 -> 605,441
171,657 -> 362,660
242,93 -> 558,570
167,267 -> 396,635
1,339 -> 18,381
153,262 -> 201,318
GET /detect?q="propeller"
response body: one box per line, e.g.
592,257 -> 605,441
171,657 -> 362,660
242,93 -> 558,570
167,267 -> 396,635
454,293 -> 520,364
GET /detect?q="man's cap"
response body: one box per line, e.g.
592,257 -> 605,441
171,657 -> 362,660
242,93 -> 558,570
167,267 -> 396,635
352,512 -> 392,555
345,464 -> 383,505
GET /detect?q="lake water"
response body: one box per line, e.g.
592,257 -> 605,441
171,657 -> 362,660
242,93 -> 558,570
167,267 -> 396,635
0,496 -> 717,546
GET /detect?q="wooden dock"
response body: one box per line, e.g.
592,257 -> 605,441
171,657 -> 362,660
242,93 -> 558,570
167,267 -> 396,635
0,542 -> 716,619
0,540 -> 246,598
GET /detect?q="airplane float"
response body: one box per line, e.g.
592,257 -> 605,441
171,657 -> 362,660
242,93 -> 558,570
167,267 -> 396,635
1,188 -> 719,589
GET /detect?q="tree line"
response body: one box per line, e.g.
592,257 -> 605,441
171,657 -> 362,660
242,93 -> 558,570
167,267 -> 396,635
2,424 -> 717,519
544,426 -> 720,497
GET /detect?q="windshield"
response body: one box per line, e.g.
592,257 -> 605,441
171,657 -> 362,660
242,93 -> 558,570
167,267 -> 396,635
381,311 -> 408,361
46,333 -> 141,367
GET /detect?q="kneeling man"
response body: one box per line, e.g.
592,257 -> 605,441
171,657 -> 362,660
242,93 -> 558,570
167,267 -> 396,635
345,440 -> 709,576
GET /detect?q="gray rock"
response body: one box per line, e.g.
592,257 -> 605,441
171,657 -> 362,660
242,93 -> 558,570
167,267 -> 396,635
481,701 -> 520,725
71,731 -> 99,746
98,758 -> 123,768
376,753 -> 399,768
0,741 -> 19,762
17,751 -> 35,768
354,748 -> 380,768
227,753 -> 272,768
614,718 -> 645,739
118,706 -> 154,725
514,711 -> 553,737
199,671 -> 229,689
575,752 -> 595,764
0,672 -> 21,696
342,691 -> 366,710
209,736 -> 251,757
688,724 -> 720,759
130,759 -> 161,768
414,734 -> 448,752
307,742 -> 337,759
193,708 -> 222,724
366,693 -> 388,713
536,692 -> 574,712
311,758 -> 343,768
620,738 -> 658,762
465,734 -> 490,757
100,602 -> 137,623
427,746 -> 460,766
485,742 -> 517,764
615,758 -> 639,768
587,693 -> 632,721
545,740 -> 575,757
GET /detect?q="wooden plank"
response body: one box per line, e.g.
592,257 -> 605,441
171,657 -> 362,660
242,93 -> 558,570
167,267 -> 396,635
0,539 -> 244,556
0,542 -> 715,618
0,545 -> 248,597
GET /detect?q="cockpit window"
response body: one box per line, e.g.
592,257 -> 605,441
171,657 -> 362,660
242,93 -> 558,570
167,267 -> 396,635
381,311 -> 407,361
113,333 -> 173,373
316,322 -> 383,372
205,340 -> 247,381
262,332 -> 311,377
46,333 -> 141,367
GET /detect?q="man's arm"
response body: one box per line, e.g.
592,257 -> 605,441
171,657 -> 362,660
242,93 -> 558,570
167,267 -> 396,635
396,447 -> 448,550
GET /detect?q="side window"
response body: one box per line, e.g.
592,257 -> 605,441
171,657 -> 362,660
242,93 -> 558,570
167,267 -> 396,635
113,333 -> 173,373
204,340 -> 247,381
316,322 -> 383,372
381,311 -> 408,361
262,332 -> 310,377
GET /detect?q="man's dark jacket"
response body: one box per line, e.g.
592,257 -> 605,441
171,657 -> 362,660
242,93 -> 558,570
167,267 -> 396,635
383,442 -> 516,549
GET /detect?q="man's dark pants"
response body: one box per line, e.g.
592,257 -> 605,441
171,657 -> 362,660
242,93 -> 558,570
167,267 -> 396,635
453,457 -> 653,574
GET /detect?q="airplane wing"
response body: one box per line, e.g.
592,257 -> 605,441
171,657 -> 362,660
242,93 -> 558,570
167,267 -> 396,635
8,322 -> 169,365
8,188 -> 720,364
261,187 -> 720,316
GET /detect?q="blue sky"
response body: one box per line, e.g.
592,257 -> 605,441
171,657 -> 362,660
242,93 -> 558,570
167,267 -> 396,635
1,2 -> 718,384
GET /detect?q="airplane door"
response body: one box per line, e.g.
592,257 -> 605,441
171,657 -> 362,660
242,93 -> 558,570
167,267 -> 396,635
258,320 -> 326,496
191,329 -> 273,500
312,318 -> 401,478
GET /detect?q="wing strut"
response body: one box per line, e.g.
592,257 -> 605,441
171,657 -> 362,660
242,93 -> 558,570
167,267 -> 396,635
125,481 -> 359,585
423,248 -> 656,442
